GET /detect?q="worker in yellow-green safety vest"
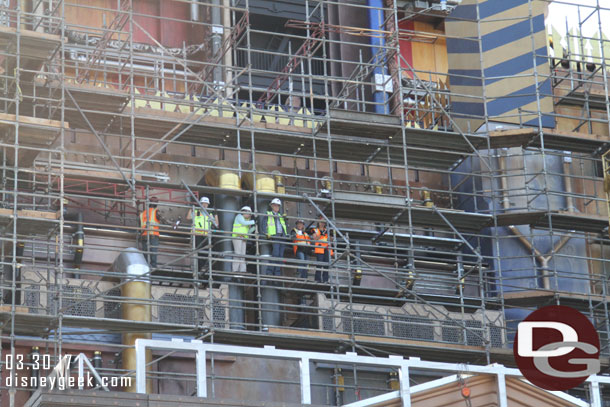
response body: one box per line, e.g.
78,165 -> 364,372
186,196 -> 219,272
261,198 -> 287,277
232,206 -> 256,272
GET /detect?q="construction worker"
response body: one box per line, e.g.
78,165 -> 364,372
232,206 -> 256,273
186,196 -> 218,272
291,219 -> 311,279
311,217 -> 333,283
261,198 -> 287,277
139,196 -> 166,269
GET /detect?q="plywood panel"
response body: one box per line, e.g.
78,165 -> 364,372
434,37 -> 448,83
412,21 -> 447,83
65,0 -> 115,36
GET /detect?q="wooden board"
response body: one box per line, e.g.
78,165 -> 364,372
0,208 -> 59,235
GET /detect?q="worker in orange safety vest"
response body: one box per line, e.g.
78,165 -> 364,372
291,219 -> 311,279
139,196 -> 166,269
310,217 -> 333,283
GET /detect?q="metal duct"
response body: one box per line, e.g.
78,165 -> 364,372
113,248 -> 152,393
203,161 -> 244,329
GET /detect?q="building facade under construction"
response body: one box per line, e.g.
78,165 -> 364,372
0,0 -> 610,405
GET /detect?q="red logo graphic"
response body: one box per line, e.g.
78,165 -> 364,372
514,305 -> 600,391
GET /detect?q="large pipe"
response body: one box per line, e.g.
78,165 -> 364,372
114,248 -> 152,393
222,0 -> 232,97
203,161 -> 244,329
367,0 -> 389,114
243,167 -> 281,327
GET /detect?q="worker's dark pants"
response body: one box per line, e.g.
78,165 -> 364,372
315,251 -> 330,283
195,234 -> 208,272
295,250 -> 308,279
141,234 -> 159,268
266,236 -> 285,277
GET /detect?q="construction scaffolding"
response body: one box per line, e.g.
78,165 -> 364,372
0,0 -> 609,405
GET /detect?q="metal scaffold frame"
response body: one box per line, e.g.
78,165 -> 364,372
0,0 -> 609,405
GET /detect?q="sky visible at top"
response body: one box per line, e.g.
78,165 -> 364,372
547,0 -> 610,39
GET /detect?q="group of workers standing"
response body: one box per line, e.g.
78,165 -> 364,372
139,196 -> 333,283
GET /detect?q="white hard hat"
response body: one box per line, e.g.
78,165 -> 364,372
200,196 -> 210,204
271,198 -> 281,205
241,206 -> 252,212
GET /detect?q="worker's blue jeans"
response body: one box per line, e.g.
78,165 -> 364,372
315,251 -> 329,283
296,250 -> 308,279
141,235 -> 159,268
265,237 -> 285,282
